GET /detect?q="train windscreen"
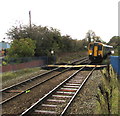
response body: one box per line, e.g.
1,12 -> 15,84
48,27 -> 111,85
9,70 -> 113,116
89,44 -> 94,50
98,45 -> 102,50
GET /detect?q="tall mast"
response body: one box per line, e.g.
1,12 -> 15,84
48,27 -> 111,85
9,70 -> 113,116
29,11 -> 31,29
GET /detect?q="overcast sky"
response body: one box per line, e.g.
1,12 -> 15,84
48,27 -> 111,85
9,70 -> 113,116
0,0 -> 119,42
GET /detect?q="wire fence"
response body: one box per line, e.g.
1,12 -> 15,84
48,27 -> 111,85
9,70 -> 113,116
2,56 -> 56,72
6,56 -> 56,64
4,56 -> 48,64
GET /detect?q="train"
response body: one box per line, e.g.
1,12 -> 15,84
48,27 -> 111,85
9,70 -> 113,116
88,42 -> 114,62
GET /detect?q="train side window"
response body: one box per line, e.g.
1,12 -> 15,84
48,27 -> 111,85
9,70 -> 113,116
89,44 -> 94,50
98,45 -> 102,50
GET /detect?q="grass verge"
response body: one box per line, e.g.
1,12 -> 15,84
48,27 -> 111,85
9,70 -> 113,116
1,67 -> 41,82
56,51 -> 87,63
1,67 -> 44,88
95,65 -> 119,114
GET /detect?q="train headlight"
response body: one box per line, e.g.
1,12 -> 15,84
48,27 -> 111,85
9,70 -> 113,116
111,51 -> 114,54
90,53 -> 92,55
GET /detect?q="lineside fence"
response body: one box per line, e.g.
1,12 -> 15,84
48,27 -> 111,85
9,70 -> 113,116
1,56 -> 55,73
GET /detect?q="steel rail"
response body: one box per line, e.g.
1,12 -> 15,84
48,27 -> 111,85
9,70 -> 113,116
0,67 -> 60,92
1,67 -> 71,105
19,66 -> 85,116
1,56 -> 88,92
1,57 -> 89,105
60,67 -> 96,116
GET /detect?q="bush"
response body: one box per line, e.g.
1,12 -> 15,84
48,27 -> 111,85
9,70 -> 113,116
95,65 -> 119,114
2,61 -> 7,66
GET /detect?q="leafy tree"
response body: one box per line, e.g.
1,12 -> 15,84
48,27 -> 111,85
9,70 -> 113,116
108,36 -> 120,56
7,24 -> 63,56
60,35 -> 77,52
6,23 -> 89,57
108,36 -> 120,48
8,38 -> 36,58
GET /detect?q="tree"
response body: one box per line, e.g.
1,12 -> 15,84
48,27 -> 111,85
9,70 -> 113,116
85,30 -> 104,43
85,30 -> 96,43
8,38 -> 36,58
6,23 -> 89,57
108,36 -> 120,48
108,36 -> 120,56
7,24 -> 63,56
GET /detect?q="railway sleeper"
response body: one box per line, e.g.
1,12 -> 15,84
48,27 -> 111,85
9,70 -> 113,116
52,95 -> 72,98
34,110 -> 57,114
56,91 -> 75,95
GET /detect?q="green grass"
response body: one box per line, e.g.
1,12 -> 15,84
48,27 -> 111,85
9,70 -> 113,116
95,65 -> 119,114
56,51 -> 87,63
1,67 -> 41,83
113,47 -> 120,56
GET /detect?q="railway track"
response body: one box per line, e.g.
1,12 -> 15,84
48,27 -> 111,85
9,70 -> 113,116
2,56 -> 88,92
1,57 -> 88,105
1,68 -> 70,104
20,66 -> 96,115
1,67 -> 60,103
2,57 -> 89,114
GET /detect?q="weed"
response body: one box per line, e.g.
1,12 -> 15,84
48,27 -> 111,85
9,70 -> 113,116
1,67 -> 41,83
95,65 -> 119,114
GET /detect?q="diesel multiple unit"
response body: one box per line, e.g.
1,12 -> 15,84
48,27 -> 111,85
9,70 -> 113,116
88,42 -> 113,62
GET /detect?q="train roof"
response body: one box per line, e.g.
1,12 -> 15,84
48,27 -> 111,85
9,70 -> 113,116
89,42 -> 113,48
102,44 -> 113,48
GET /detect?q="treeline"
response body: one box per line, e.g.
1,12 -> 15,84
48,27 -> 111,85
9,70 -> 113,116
7,24 -> 88,58
108,36 -> 120,47
108,36 -> 120,56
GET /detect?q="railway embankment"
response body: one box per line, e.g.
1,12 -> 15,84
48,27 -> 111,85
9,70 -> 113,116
66,65 -> 119,115
95,65 -> 119,115
67,69 -> 103,114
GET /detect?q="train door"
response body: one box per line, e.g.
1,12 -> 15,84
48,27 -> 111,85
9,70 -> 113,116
93,44 -> 98,57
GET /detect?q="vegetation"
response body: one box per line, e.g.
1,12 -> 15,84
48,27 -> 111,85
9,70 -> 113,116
108,36 -> 120,48
2,38 -> 36,65
108,36 -> 120,56
57,51 -> 87,63
8,38 -> 36,58
1,67 -> 41,83
5,23 -> 120,65
95,65 -> 119,114
6,24 -> 88,57
1,50 -> 87,87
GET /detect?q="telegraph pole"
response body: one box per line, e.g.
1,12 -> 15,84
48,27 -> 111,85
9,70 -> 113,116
29,11 -> 31,29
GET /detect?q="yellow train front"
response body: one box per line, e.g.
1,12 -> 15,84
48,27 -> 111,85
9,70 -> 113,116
88,42 -> 113,63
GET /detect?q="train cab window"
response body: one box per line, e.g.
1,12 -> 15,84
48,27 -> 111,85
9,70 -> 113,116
89,44 -> 94,50
98,45 -> 102,50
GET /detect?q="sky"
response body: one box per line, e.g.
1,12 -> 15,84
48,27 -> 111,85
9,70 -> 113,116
0,0 -> 119,42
